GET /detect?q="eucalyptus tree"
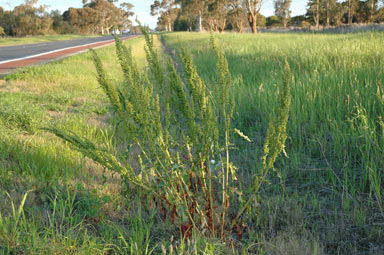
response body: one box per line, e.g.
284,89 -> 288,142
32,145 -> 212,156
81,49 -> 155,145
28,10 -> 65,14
205,0 -> 231,32
243,0 -> 264,34
364,0 -> 378,23
83,0 -> 125,34
346,0 -> 359,24
120,2 -> 135,29
178,0 -> 208,32
151,0 -> 180,31
227,0 -> 247,32
274,0 -> 292,27
322,0 -> 332,27
330,1 -> 346,25
11,0 -> 53,36
307,0 -> 320,28
63,7 -> 99,34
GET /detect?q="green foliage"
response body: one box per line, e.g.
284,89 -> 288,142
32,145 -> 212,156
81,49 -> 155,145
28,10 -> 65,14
0,36 -> 160,254
0,94 -> 45,133
232,60 -> 291,227
162,32 -> 384,253
261,60 -> 291,172
141,25 -> 166,87
2,26 -> 384,254
0,191 -> 29,254
47,28 -> 291,241
266,15 -> 281,27
91,49 -> 123,115
117,209 -> 156,255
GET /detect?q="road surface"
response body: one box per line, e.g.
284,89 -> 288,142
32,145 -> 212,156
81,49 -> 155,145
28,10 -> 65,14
0,35 -> 138,75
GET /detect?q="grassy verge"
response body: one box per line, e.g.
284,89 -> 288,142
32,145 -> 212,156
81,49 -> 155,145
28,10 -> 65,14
0,34 -> 102,47
160,31 -> 384,254
0,30 -> 383,255
0,36 -> 153,254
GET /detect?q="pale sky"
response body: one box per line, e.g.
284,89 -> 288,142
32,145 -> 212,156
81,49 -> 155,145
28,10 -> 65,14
0,0 -> 307,29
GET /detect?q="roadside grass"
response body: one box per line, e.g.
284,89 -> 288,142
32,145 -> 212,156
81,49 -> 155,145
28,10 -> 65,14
0,36 -> 158,254
0,34 -> 102,47
161,31 -> 384,254
0,30 -> 383,255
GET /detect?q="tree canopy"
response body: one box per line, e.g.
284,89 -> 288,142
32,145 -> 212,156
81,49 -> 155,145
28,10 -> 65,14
0,0 -> 135,36
1,0 -> 383,36
150,0 -> 384,32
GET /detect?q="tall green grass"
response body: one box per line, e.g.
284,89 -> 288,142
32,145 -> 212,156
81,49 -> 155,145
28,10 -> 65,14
162,31 -> 384,201
1,30 -> 383,254
161,31 -> 384,254
47,29 -> 291,244
0,36 -> 156,254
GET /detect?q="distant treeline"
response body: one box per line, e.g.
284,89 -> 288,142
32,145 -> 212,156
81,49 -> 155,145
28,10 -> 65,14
1,0 -> 383,36
151,0 -> 384,33
0,0 -> 135,37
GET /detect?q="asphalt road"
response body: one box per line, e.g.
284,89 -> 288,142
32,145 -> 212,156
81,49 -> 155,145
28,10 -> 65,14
0,35 -> 138,75
0,36 -> 118,62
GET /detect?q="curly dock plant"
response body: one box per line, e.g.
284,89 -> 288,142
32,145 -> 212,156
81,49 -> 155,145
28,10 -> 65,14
47,30 -> 291,240
231,60 -> 291,229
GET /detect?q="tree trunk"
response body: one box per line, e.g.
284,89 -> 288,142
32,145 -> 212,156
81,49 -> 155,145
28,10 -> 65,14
198,12 -> 203,32
167,17 -> 172,32
369,1 -> 374,23
219,19 -> 226,33
316,0 -> 320,28
348,0 -> 352,24
326,0 -> 330,27
248,13 -> 257,34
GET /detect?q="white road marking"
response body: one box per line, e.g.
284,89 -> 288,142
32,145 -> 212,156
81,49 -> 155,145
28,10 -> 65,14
0,37 -> 130,65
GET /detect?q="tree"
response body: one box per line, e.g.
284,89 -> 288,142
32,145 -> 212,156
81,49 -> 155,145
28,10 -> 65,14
63,7 -> 99,34
257,13 -> 267,27
151,0 -> 179,31
0,7 -> 6,35
12,0 -> 54,36
0,8 -> 16,36
376,5 -> 384,22
120,2 -> 135,29
174,13 -> 192,31
321,0 -> 332,27
1,0 -> 134,36
85,0 -> 125,34
266,15 -> 281,26
227,0 -> 247,32
50,10 -> 75,34
290,15 -> 307,26
364,0 -> 378,23
330,1 -> 346,25
274,0 -> 291,27
243,0 -> 264,34
346,0 -> 359,24
205,0 -> 230,32
63,0 -> 132,34
180,0 -> 208,32
307,0 -> 346,27
307,0 -> 321,28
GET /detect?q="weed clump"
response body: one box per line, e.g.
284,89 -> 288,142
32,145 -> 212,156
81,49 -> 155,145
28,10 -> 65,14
47,28 -> 291,240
